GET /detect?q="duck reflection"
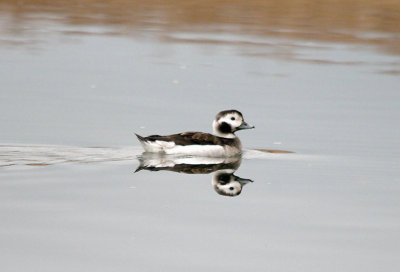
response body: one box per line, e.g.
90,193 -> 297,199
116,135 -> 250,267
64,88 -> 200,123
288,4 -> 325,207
212,169 -> 253,197
135,154 -> 253,197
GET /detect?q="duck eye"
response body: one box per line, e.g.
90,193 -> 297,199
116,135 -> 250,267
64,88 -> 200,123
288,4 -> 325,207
229,187 -> 234,190
231,117 -> 235,121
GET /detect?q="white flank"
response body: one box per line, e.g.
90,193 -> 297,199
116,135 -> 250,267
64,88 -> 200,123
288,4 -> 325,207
165,145 -> 226,157
139,137 -> 239,157
139,140 -> 174,152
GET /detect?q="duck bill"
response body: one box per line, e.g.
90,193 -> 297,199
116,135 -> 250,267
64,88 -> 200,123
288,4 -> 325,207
237,121 -> 255,130
233,174 -> 254,185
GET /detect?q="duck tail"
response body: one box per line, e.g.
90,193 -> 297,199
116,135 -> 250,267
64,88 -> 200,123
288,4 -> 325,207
134,165 -> 144,173
134,155 -> 145,173
135,133 -> 146,142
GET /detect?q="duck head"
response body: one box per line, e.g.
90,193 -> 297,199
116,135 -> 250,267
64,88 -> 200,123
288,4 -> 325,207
212,169 -> 253,197
212,109 -> 254,138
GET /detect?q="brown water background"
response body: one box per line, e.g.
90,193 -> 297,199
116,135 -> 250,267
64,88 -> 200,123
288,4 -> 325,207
1,0 -> 400,56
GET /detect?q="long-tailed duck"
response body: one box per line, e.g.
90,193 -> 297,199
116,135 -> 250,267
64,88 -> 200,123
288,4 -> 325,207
135,155 -> 253,197
135,109 -> 254,157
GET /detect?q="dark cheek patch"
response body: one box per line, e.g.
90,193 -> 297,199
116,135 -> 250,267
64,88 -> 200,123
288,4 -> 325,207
219,122 -> 232,134
218,173 -> 231,184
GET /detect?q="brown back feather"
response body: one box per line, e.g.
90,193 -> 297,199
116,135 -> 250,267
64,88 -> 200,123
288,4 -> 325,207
145,132 -> 235,146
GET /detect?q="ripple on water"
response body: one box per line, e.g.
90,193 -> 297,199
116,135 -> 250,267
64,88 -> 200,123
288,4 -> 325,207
0,144 -> 142,167
0,144 -> 322,168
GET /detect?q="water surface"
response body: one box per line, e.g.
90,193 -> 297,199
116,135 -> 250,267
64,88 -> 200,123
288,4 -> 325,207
1,1 -> 400,271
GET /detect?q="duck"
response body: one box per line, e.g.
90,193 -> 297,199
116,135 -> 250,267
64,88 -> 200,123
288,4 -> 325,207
212,169 -> 253,197
135,154 -> 253,197
135,109 -> 254,157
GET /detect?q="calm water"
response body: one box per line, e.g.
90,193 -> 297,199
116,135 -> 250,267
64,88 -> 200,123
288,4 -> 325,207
1,1 -> 400,271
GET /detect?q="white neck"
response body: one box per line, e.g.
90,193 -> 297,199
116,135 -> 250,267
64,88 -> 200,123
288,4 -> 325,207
212,120 -> 236,139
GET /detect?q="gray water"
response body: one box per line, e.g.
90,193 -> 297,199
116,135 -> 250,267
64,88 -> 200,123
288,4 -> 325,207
1,6 -> 400,272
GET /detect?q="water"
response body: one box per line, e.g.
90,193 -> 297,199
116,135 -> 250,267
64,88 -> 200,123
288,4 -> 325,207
1,1 -> 400,271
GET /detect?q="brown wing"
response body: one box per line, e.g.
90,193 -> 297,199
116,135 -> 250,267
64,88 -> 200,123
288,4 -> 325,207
144,132 -> 234,146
